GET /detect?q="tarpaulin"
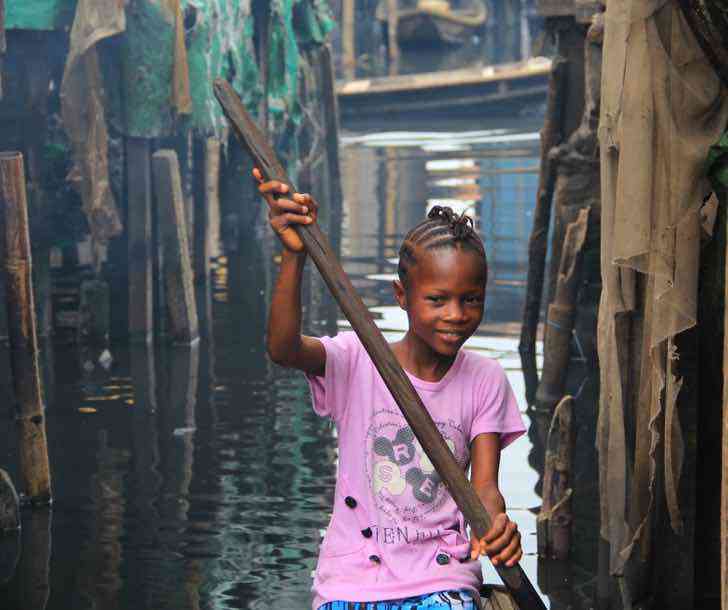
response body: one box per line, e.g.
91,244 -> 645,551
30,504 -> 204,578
60,0 -> 124,268
597,0 -> 728,582
120,0 -> 191,137
183,0 -> 260,135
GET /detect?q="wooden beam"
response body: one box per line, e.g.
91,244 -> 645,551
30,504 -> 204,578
0,151 -> 51,503
214,79 -> 547,610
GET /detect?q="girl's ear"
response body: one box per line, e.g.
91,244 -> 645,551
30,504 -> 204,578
393,280 -> 407,310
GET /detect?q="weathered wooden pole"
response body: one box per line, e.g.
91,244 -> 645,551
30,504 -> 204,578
214,80 -> 547,610
519,58 -> 567,406
206,138 -> 222,259
152,150 -> 199,344
0,468 -> 19,531
386,0 -> 399,75
192,139 -> 212,339
126,138 -> 154,343
537,395 -> 574,559
342,0 -> 356,80
0,152 -> 51,504
318,44 -> 344,260
534,207 -> 589,411
723,203 -> 728,610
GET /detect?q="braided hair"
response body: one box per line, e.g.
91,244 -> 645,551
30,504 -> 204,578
397,206 -> 487,289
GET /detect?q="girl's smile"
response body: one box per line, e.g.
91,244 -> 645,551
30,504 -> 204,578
393,247 -> 486,379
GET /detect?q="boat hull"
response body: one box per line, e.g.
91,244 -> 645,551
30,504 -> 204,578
397,12 -> 478,45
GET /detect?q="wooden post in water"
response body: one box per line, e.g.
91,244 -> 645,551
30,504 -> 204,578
319,44 -> 344,257
537,396 -> 574,559
127,138 -> 154,343
192,139 -> 212,339
152,150 -> 199,344
723,208 -> 728,610
214,80 -> 547,610
0,152 -> 51,504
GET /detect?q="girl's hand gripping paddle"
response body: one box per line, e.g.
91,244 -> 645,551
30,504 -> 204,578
213,78 -> 547,610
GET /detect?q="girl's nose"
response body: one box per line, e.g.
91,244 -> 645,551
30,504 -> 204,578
444,302 -> 466,321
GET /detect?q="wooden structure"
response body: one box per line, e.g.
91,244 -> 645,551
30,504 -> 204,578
337,58 -> 551,119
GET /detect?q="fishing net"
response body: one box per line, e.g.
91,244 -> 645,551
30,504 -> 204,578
677,0 -> 728,85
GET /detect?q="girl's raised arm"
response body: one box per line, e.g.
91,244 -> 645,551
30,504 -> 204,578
254,168 -> 326,376
469,432 -> 523,566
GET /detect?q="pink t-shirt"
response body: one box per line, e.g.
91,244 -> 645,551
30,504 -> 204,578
306,331 -> 526,610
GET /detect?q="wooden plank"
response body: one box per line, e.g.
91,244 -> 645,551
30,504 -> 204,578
337,59 -> 552,96
0,151 -> 51,503
126,137 -> 154,343
152,149 -> 199,344
214,79 -> 545,610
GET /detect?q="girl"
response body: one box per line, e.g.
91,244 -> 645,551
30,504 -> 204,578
255,169 -> 526,610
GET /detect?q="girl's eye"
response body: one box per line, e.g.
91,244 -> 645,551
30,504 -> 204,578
427,296 -> 445,303
465,296 -> 483,304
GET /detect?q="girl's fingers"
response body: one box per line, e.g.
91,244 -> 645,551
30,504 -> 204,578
483,514 -> 508,543
258,180 -> 289,195
270,213 -> 313,234
469,537 -> 480,560
485,521 -> 518,556
504,548 -> 523,567
491,531 -> 522,566
270,197 -> 309,215
252,167 -> 263,182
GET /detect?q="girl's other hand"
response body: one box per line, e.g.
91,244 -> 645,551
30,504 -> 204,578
469,513 -> 522,567
253,167 -> 317,253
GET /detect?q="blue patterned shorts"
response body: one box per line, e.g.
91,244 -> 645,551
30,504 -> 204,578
318,589 -> 478,609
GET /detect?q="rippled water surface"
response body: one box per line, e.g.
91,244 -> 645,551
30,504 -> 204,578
0,115 -> 600,609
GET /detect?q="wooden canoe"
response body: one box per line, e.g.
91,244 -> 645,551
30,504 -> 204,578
378,0 -> 487,46
481,585 -> 520,609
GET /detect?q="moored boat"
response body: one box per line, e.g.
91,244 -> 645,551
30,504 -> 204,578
377,0 -> 487,46
480,585 -> 520,609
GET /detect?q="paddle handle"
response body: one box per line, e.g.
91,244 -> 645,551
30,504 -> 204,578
214,79 -> 546,610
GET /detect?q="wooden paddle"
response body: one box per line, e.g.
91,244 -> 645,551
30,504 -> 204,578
214,79 -> 546,610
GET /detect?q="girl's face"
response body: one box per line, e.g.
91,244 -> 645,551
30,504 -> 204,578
394,247 -> 486,358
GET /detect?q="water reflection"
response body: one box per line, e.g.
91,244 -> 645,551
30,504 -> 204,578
0,117 -> 604,609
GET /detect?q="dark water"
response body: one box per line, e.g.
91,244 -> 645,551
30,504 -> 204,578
0,115 -> 599,609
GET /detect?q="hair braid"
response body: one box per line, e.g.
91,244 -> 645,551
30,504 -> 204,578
397,206 -> 487,288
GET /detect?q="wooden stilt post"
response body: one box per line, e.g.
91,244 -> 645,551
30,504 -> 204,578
722,201 -> 728,610
0,468 -> 19,531
192,139 -> 212,339
126,138 -> 154,343
0,151 -> 51,504
342,0 -> 356,80
152,150 -> 199,344
386,0 -> 399,75
319,44 -> 344,257
205,138 -> 221,259
537,395 -> 574,559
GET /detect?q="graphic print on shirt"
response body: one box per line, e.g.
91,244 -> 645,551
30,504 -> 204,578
365,408 -> 467,526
